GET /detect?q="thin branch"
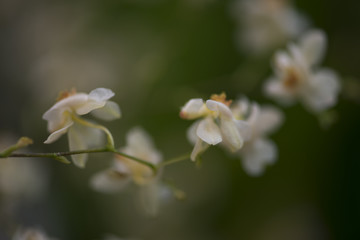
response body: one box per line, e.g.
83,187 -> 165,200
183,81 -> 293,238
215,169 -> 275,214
158,153 -> 191,168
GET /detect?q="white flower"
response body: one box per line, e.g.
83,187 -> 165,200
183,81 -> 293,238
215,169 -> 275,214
180,93 -> 250,161
231,98 -> 284,176
90,127 -> 163,215
232,0 -> 308,55
42,88 -> 121,167
12,228 -> 56,240
264,30 -> 341,112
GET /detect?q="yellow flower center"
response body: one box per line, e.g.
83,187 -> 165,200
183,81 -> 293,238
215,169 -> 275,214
210,92 -> 232,106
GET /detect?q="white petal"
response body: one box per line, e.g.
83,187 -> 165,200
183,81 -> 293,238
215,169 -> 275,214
190,138 -> 209,161
235,119 -> 252,142
125,127 -> 162,165
231,97 -> 250,119
206,100 -> 233,119
180,98 -> 207,119
68,124 -> 89,168
274,50 -> 293,73
43,94 -> 88,118
186,121 -> 201,145
264,77 -> 296,105
300,29 -> 327,66
256,105 -> 284,136
137,182 -> 161,216
75,99 -> 107,115
91,101 -> 121,121
44,121 -> 73,144
90,169 -> 130,193
220,118 -> 244,152
241,138 -> 277,177
302,68 -> 340,112
88,88 -> 115,102
246,102 -> 260,126
196,118 -> 222,145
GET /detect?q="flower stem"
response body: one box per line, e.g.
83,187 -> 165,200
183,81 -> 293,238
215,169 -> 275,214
71,114 -> 115,149
111,149 -> 157,173
158,153 -> 191,168
1,148 -> 190,174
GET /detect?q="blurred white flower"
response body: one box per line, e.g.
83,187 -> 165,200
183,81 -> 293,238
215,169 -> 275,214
231,98 -> 284,176
42,88 -> 121,167
232,0 -> 308,55
264,30 -> 341,112
12,228 -> 56,240
180,93 -> 250,161
91,127 -> 163,215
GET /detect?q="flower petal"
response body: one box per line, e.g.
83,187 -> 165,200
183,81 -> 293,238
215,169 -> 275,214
196,118 -> 222,145
75,99 -> 107,115
186,120 -> 201,145
88,88 -> 115,102
299,29 -> 327,66
68,124 -> 89,168
180,98 -> 207,119
263,77 -> 296,105
74,88 -> 115,115
44,121 -> 73,144
302,68 -> 340,112
137,182 -> 161,216
220,118 -> 244,152
90,169 -> 130,193
241,138 -> 277,177
190,138 -> 209,161
235,119 -> 251,142
256,105 -> 284,136
206,100 -> 233,119
91,101 -> 121,121
125,127 -> 162,165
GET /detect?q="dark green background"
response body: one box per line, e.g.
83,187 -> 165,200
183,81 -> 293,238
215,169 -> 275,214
0,0 -> 359,239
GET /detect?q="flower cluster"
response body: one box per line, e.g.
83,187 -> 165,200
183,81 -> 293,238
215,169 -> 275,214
264,30 -> 341,112
180,93 -> 250,161
180,93 -> 283,176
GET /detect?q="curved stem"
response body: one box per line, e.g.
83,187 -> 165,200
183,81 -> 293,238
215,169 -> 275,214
111,149 -> 157,173
158,153 -> 191,168
71,114 -> 115,149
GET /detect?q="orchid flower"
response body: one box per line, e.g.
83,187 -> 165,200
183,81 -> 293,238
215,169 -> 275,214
264,30 -> 341,112
42,88 -> 121,167
90,127 -> 163,215
180,93 -> 250,161
231,98 -> 284,176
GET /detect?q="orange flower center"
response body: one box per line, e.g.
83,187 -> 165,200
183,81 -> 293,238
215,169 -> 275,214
56,88 -> 77,102
283,69 -> 300,90
210,92 -> 232,106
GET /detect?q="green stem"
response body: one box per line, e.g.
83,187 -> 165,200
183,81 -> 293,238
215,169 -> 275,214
158,153 -> 191,168
111,149 -> 157,173
71,114 -> 115,149
6,148 -> 109,158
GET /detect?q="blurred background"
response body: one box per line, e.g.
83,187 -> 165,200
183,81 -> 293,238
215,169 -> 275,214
0,0 -> 359,239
